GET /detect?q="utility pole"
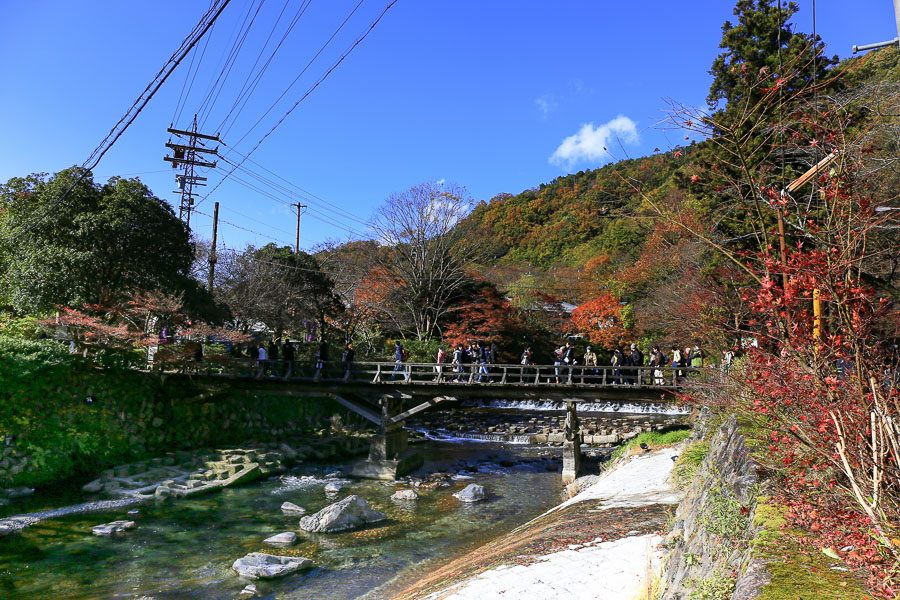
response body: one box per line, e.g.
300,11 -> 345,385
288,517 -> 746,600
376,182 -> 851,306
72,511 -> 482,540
208,201 -> 219,293
294,202 -> 307,254
164,114 -> 219,229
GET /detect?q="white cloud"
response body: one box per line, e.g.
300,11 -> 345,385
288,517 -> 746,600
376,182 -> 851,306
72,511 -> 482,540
534,94 -> 558,118
549,115 -> 639,168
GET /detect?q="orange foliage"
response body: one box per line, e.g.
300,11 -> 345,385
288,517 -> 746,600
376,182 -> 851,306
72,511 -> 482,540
570,292 -> 628,350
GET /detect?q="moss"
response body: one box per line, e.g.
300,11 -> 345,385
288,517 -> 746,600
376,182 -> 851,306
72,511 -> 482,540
672,441 -> 710,489
609,427 -> 692,462
750,496 -> 869,600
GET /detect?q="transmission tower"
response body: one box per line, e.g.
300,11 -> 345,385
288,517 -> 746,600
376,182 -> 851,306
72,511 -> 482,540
164,115 -> 219,228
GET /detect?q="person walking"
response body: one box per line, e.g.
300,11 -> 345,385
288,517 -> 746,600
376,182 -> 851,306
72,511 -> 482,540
315,341 -> 328,379
561,341 -> 576,383
612,348 -> 623,384
649,345 -> 665,385
268,340 -> 279,376
341,342 -> 355,382
281,340 -> 295,378
476,341 -> 491,383
435,345 -> 446,382
690,343 -> 704,369
671,346 -> 682,383
583,345 -> 598,383
256,342 -> 268,378
392,341 -> 404,380
452,344 -> 465,382
721,347 -> 734,379
628,343 -> 644,385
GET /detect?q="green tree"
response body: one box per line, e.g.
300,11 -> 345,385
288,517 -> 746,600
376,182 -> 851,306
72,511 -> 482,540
216,244 -> 341,339
0,168 -> 200,314
708,0 -> 837,110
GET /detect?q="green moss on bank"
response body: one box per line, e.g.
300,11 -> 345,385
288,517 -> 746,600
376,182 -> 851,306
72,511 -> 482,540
610,427 -> 692,462
751,497 -> 869,600
672,441 -> 709,489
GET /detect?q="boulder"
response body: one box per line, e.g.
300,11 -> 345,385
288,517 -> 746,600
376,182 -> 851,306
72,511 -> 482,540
281,501 -> 306,515
92,520 -> 137,536
391,489 -> 419,501
239,583 -> 259,597
5,487 -> 35,499
323,481 -> 343,495
263,532 -> 298,548
299,495 -> 386,533
81,480 -> 104,494
453,483 -> 486,503
231,552 -> 311,579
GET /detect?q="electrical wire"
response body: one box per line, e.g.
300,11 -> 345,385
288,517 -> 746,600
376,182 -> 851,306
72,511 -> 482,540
7,0 -> 232,238
215,0 -> 315,136
202,0 -> 398,206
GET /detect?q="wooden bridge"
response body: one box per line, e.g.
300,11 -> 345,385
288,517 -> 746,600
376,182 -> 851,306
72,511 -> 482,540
178,360 -> 698,482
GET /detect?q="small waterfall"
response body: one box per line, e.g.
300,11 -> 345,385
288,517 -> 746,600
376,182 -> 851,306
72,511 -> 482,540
416,428 -> 533,445
459,399 -> 689,415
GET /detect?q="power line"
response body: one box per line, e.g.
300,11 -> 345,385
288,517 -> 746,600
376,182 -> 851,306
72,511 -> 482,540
8,0 -> 232,238
215,0 -> 315,136
202,0 -> 399,206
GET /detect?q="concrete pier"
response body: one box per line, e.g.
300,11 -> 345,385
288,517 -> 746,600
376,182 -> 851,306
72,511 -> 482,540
561,400 -> 582,484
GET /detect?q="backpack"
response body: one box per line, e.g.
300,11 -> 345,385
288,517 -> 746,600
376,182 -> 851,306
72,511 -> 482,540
401,349 -> 409,361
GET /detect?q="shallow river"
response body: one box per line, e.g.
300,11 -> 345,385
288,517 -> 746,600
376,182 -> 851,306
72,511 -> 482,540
0,441 -> 566,599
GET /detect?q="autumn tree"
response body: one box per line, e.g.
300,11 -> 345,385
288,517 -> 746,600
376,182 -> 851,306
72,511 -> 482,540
369,182 -> 477,340
570,292 -> 629,350
442,285 -> 526,359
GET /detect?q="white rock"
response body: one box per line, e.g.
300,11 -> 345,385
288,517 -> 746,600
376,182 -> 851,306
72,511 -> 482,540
299,495 -> 386,533
263,531 -> 298,547
239,583 -> 259,597
453,483 -> 486,503
232,552 -> 311,579
391,489 -> 419,501
92,520 -> 137,536
323,481 -> 343,495
280,501 -> 306,515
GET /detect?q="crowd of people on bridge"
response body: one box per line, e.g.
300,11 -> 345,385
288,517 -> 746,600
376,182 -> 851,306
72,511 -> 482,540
194,334 -> 729,386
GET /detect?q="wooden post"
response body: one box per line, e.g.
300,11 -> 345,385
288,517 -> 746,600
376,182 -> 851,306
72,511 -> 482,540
207,201 -> 219,292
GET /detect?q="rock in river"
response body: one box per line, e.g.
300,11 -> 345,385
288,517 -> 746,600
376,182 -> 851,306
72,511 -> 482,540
281,501 -> 306,515
453,483 -> 486,503
92,520 -> 137,536
391,489 -> 419,501
232,552 -> 311,579
323,481 -> 343,495
263,532 -> 298,548
299,495 -> 386,533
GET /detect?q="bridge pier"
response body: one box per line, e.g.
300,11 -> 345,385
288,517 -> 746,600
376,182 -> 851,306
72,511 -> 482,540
351,394 -> 423,480
561,400 -> 582,484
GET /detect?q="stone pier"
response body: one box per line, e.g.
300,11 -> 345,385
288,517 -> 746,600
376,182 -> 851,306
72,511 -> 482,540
561,401 -> 582,484
351,395 -> 423,480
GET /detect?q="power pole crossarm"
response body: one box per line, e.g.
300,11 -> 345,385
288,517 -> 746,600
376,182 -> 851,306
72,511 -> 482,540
164,114 -> 219,229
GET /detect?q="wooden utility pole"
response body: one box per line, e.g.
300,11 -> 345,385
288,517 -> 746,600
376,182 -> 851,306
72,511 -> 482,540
294,202 -> 307,254
208,201 -> 219,292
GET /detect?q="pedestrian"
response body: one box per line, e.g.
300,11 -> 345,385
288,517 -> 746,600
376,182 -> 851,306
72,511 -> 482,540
561,341 -> 576,383
671,346 -> 682,382
256,342 -> 268,378
268,339 -> 279,376
629,343 -> 644,385
282,340 -> 295,378
341,342 -> 355,381
553,346 -> 563,383
315,341 -> 328,379
690,343 -> 704,369
392,341 -> 404,380
583,345 -> 598,382
721,347 -> 734,379
649,345 -> 665,385
476,341 -> 490,383
452,344 -> 465,382
611,348 -> 623,384
435,345 -> 446,382
520,346 -> 533,382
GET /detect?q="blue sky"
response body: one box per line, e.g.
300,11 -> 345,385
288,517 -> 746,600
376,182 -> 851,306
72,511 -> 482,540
0,1 -> 895,251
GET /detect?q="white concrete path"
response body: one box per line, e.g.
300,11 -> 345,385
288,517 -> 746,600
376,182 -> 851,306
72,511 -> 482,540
433,447 -> 682,600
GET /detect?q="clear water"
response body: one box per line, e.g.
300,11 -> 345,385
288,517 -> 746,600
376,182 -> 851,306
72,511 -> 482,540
0,441 -> 564,599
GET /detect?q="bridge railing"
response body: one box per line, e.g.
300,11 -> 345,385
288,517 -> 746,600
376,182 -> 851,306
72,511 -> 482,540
179,356 -> 702,388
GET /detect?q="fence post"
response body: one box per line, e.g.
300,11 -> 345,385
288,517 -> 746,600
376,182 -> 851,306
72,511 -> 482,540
501,367 -> 508,385
373,364 -> 382,383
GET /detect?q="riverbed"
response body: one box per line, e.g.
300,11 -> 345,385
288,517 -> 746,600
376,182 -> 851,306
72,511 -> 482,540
0,441 -> 567,599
